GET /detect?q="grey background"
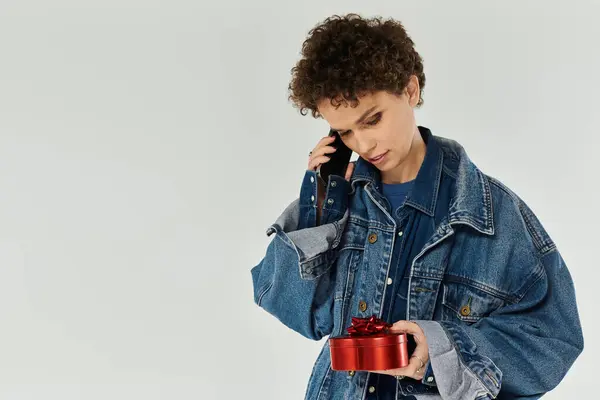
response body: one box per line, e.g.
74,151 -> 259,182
0,1 -> 597,399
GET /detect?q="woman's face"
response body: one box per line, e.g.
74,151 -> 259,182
316,76 -> 421,175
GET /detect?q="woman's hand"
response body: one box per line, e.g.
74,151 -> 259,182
368,320 -> 430,381
307,135 -> 355,180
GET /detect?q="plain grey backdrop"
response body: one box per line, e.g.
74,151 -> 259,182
0,1 -> 597,399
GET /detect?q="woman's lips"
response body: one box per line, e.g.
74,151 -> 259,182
369,151 -> 388,164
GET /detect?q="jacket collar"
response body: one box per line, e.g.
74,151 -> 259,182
350,126 -> 494,235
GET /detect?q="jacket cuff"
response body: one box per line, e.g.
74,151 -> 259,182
299,170 -> 350,227
266,198 -> 349,280
413,320 -> 500,400
420,360 -> 436,387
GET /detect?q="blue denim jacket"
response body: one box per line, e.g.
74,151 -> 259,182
347,128 -> 453,398
251,127 -> 584,399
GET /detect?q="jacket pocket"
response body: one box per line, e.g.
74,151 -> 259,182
441,280 -> 506,324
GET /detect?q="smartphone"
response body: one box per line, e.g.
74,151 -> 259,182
318,129 -> 353,183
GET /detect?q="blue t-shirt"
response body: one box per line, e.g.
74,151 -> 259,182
382,180 -> 414,211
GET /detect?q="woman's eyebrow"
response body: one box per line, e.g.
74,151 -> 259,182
331,106 -> 378,132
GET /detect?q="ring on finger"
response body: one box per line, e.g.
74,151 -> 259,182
411,354 -> 425,370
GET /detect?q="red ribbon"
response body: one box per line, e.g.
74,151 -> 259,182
346,315 -> 392,336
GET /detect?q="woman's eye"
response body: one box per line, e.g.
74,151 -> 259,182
366,113 -> 382,126
336,113 -> 381,136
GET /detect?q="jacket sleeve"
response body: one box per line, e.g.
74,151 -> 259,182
414,249 -> 584,399
250,170 -> 351,340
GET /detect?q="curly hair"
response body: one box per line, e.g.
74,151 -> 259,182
288,13 -> 426,118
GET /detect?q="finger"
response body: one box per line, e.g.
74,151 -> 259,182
317,135 -> 336,147
308,155 -> 330,171
368,356 -> 425,379
368,344 -> 428,379
310,145 -> 337,159
395,358 -> 420,380
372,321 -> 429,380
406,340 -> 430,380
310,136 -> 336,154
389,321 -> 425,341
409,350 -> 428,378
344,161 -> 356,181
368,366 -> 409,377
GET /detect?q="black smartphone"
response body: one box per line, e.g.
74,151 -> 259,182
318,129 -> 353,183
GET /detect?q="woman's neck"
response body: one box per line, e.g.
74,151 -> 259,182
380,129 -> 426,184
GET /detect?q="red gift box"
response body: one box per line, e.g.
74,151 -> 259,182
329,316 -> 409,371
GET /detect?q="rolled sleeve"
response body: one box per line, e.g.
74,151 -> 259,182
413,320 -> 498,400
252,197 -> 349,340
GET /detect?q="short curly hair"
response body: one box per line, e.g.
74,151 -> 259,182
288,13 -> 426,118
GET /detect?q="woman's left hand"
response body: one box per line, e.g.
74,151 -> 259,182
368,320 -> 430,381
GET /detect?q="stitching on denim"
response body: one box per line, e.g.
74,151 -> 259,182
515,261 -> 546,302
411,271 -> 445,280
444,275 -> 515,303
315,349 -> 332,399
481,172 -> 494,231
442,164 -> 458,179
273,229 -> 298,253
338,251 -> 358,317
438,323 -> 497,398
304,343 -> 327,400
349,215 -> 395,232
485,370 -> 499,388
256,280 -> 273,306
458,325 -> 502,395
487,175 -> 555,255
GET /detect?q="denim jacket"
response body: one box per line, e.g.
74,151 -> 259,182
250,127 -> 584,399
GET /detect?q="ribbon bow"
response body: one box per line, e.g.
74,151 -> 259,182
346,315 -> 392,336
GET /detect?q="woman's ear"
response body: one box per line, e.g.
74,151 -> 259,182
406,75 -> 420,107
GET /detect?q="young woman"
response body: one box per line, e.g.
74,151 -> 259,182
251,13 -> 583,400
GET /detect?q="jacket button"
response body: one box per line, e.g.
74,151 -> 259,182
368,233 -> 378,244
460,304 -> 471,316
348,370 -> 355,376
358,300 -> 367,312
